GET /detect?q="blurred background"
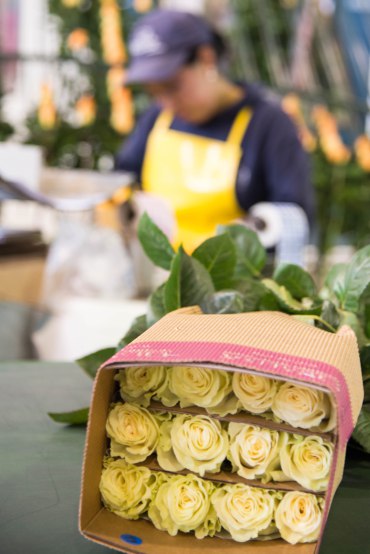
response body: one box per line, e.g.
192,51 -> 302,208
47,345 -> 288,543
0,0 -> 369,360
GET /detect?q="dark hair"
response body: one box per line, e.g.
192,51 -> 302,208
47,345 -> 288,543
183,29 -> 227,66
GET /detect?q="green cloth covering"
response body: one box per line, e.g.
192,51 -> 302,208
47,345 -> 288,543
0,361 -> 369,553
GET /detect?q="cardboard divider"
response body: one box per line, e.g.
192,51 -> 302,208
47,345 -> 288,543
147,399 -> 335,442
144,457 -> 325,495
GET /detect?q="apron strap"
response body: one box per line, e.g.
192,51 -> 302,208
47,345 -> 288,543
152,107 -> 252,146
151,109 -> 173,132
227,107 -> 253,146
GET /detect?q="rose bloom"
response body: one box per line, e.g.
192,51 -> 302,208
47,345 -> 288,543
148,473 -> 219,538
228,422 -> 287,481
272,383 -> 332,430
99,458 -> 162,519
279,435 -> 333,491
169,366 -> 237,415
167,414 -> 229,476
211,483 -> 276,542
106,403 -> 159,463
232,373 -> 278,414
115,366 -> 169,407
275,491 -> 324,544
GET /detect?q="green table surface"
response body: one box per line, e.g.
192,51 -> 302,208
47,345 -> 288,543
0,361 -> 369,554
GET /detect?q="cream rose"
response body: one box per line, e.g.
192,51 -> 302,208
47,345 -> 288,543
279,435 -> 333,491
169,366 -> 237,415
275,491 -> 324,544
106,403 -> 159,463
272,383 -> 331,429
148,473 -> 219,538
232,373 -> 278,414
115,365 -> 169,407
228,422 -> 288,481
99,458 -> 162,519
211,483 -> 276,542
161,414 -> 229,476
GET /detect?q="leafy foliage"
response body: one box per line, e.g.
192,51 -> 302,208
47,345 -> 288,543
51,214 -> 370,456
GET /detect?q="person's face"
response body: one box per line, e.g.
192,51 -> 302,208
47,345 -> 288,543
144,48 -> 219,123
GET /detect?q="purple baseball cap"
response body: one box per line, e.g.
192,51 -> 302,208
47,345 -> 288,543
125,9 -> 214,85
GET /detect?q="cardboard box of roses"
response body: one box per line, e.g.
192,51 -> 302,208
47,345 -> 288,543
79,307 -> 363,554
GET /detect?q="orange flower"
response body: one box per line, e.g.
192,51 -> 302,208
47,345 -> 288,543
299,127 -> 317,153
311,105 -> 351,164
67,28 -> 89,51
133,0 -> 153,12
38,83 -> 57,130
75,94 -> 96,126
62,0 -> 82,7
282,93 -> 317,152
110,87 -> 134,134
106,66 -> 126,98
99,0 -> 127,65
355,135 -> 370,172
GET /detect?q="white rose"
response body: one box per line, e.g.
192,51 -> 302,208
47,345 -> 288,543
272,383 -> 331,429
211,483 -> 276,542
228,422 -> 288,481
279,435 -> 333,491
232,373 -> 278,414
169,366 -> 238,415
115,365 -> 170,407
275,491 -> 324,544
171,414 -> 229,476
106,403 -> 159,463
99,458 -> 162,519
148,473 -> 219,539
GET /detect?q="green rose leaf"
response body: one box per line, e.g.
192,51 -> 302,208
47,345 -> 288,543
218,224 -> 266,278
324,263 -> 348,305
164,247 -> 215,312
148,283 -> 167,324
192,233 -> 236,290
360,344 -> 370,376
117,314 -> 149,349
273,263 -> 317,300
200,290 -> 245,314
77,347 -> 116,379
352,405 -> 370,454
48,407 -> 89,425
338,310 -> 367,348
137,212 -> 175,270
231,277 -> 271,311
262,279 -> 321,315
364,378 -> 370,404
342,245 -> 370,312
318,300 -> 340,332
358,283 -> 370,339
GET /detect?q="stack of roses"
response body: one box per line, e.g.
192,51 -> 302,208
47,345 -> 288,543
106,403 -> 333,492
100,459 -> 324,544
115,365 -> 335,431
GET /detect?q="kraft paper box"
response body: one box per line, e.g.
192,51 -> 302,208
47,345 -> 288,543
79,308 -> 363,554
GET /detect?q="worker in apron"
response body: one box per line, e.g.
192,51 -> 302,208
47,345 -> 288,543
116,9 -> 314,259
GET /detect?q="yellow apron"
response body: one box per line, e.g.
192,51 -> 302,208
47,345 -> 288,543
142,107 -> 252,252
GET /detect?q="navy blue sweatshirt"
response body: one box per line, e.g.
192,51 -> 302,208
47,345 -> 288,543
115,82 -> 314,225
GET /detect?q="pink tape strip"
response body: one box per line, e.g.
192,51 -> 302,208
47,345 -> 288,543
107,340 -> 354,443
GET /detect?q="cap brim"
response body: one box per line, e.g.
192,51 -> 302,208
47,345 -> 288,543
124,50 -> 188,85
